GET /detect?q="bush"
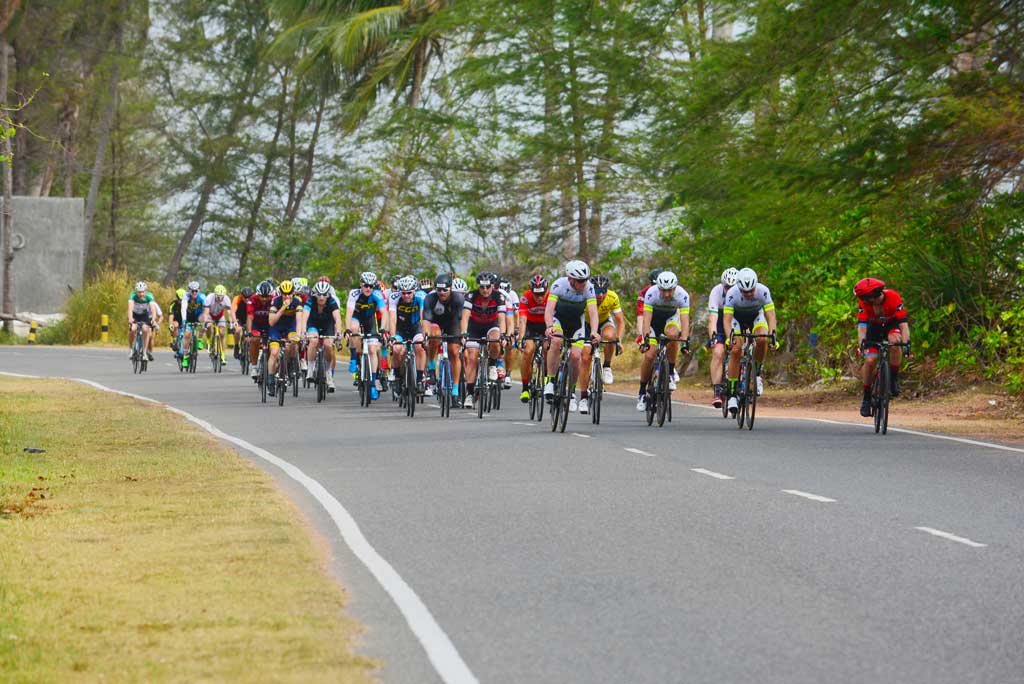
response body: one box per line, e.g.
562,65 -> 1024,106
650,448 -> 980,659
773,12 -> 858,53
64,268 -> 175,346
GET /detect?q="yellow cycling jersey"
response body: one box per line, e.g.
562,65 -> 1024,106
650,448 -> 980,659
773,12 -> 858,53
597,290 -> 623,324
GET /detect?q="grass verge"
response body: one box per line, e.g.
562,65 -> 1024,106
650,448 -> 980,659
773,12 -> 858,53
0,377 -> 375,683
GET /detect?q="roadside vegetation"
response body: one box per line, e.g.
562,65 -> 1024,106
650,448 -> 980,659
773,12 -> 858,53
0,377 -> 375,683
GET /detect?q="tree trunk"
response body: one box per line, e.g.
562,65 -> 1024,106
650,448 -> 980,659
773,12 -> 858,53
565,36 -> 588,260
82,4 -> 123,272
1,32 -> 14,332
282,90 -> 325,229
537,14 -> 559,253
163,175 -> 215,286
108,96 -> 119,267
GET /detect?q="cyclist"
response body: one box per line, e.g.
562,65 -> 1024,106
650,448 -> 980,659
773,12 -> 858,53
460,272 -> 507,410
419,277 -> 434,295
636,268 -> 663,337
592,275 -> 625,384
636,271 -> 691,410
497,277 -> 518,389
722,268 -> 778,416
388,275 -> 428,393
452,277 -> 469,295
300,279 -> 343,392
181,281 -> 205,369
232,286 -> 254,359
149,298 -> 164,358
267,280 -> 303,396
245,280 -> 274,379
421,273 -> 465,404
203,284 -> 233,364
855,277 -> 910,417
127,281 -> 157,362
706,267 -> 739,408
544,260 -> 601,414
169,288 -> 185,353
345,271 -> 388,400
517,274 -> 549,403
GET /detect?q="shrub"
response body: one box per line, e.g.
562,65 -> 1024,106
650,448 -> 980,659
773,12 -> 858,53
64,269 -> 175,346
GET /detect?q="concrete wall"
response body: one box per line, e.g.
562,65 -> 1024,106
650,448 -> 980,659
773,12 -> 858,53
0,197 -> 85,315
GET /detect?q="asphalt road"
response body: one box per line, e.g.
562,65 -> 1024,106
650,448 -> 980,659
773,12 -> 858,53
3,346 -> 1023,684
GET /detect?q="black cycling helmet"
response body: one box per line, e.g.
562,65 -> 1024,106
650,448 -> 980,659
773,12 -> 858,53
648,268 -> 663,285
435,273 -> 453,289
591,275 -> 610,291
255,280 -> 273,296
391,275 -> 401,288
476,272 -> 495,287
241,286 -> 255,299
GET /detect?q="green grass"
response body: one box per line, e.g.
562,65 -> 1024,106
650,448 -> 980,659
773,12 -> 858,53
0,377 -> 375,683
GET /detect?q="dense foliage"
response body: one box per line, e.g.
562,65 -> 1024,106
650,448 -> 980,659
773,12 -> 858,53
4,0 -> 1023,389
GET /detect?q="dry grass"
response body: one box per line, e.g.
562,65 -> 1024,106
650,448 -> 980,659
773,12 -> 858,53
0,377 -> 375,683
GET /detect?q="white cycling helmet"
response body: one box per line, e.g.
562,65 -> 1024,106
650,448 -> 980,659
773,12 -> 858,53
565,260 -> 590,280
398,275 -> 417,292
187,280 -> 200,292
311,281 -> 331,296
655,271 -> 678,291
452,277 -> 469,293
359,271 -> 377,286
721,267 -> 739,288
134,281 -> 148,292
736,267 -> 758,291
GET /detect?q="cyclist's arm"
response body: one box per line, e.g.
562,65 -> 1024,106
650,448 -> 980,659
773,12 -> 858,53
640,308 -> 653,339
269,301 -> 285,326
765,307 -> 777,336
344,303 -> 355,331
707,311 -> 718,338
126,300 -> 134,326
678,308 -> 690,342
332,309 -> 343,336
298,305 -> 309,338
721,307 -> 734,338
543,297 -> 556,329
614,310 -> 626,340
517,312 -> 527,341
898,321 -> 910,343
460,307 -> 470,335
587,300 -> 599,335
149,301 -> 158,323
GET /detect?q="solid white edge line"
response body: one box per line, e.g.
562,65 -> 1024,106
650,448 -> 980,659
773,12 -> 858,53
913,526 -> 987,548
690,468 -> 735,480
603,390 -> 1024,455
0,371 -> 480,684
782,489 -> 837,503
624,447 -> 655,457
572,432 -> 591,439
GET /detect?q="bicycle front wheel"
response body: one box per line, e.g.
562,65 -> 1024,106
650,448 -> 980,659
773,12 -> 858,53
656,359 -> 669,427
745,365 -> 757,430
406,358 -> 417,417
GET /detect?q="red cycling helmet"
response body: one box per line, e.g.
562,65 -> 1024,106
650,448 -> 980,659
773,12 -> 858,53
317,276 -> 331,284
529,274 -> 548,293
854,277 -> 886,299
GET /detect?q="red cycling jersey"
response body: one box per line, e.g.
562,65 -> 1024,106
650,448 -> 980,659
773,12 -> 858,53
857,289 -> 908,327
518,290 -> 548,324
247,294 -> 273,329
636,284 -> 652,317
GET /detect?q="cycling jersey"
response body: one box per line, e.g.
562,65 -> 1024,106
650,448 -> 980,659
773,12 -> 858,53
232,295 -> 248,326
423,291 -> 466,334
347,288 -> 387,333
642,286 -> 690,337
707,284 -> 729,340
169,299 -> 184,325
518,290 -> 547,324
130,293 -> 155,323
597,290 -> 622,324
205,292 -> 231,320
270,295 -> 303,341
549,277 -> 596,325
463,291 -> 507,325
503,289 -> 519,316
636,284 -> 653,317
390,290 -> 426,336
246,295 -> 273,331
723,283 -> 774,332
857,289 -> 907,328
184,292 -> 206,324
304,295 -> 340,335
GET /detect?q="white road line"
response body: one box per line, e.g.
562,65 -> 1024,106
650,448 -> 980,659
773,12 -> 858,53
572,432 -> 591,439
913,526 -> 987,548
512,422 -> 536,427
624,447 -> 655,457
604,390 -> 1024,455
782,489 -> 836,503
0,371 -> 479,684
691,468 -> 735,480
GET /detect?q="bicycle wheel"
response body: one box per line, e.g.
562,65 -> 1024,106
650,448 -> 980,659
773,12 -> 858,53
656,359 -> 669,427
213,334 -> 223,373
736,360 -> 748,429
362,354 -> 372,407
259,352 -> 268,404
406,356 -> 417,417
558,368 -> 571,433
438,360 -> 450,417
745,360 -> 757,430
316,350 -> 327,403
590,359 -> 602,425
492,378 -> 502,411
189,337 -> 198,373
878,362 -> 891,435
550,362 -> 563,432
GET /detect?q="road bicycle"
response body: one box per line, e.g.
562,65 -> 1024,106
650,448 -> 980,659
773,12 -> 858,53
427,334 -> 462,418
523,335 -> 546,423
347,331 -> 380,407
208,323 -> 226,373
272,335 -> 301,406
588,338 -> 617,425
238,330 -> 251,376
181,322 -> 199,373
548,333 -> 579,433
251,330 -> 269,404
390,337 -> 425,417
642,334 -> 685,428
861,339 -> 912,435
466,336 -> 502,419
730,331 -> 773,430
130,323 -> 148,374
309,334 -> 339,403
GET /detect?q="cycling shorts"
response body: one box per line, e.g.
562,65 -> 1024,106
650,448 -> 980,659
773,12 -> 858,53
863,321 -> 903,356
731,310 -> 767,334
466,320 -> 501,349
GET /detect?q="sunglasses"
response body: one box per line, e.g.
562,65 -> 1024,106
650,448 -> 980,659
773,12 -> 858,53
594,289 -> 607,295
479,283 -> 493,288
360,283 -> 374,288
401,290 -> 415,295
436,287 -> 451,293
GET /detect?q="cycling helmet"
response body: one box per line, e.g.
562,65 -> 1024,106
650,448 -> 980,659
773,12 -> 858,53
398,275 -> 417,292
435,273 -> 453,289
498,279 -> 512,293
134,281 -> 148,292
736,267 -> 758,291
214,284 -> 227,296
565,260 -> 590,280
452,277 -> 469,293
476,272 -> 495,287
291,277 -> 303,291
256,281 -> 273,296
187,280 -> 200,292
317,275 -> 331,284
720,267 -> 739,288
175,288 -> 186,299
854,277 -> 886,299
360,271 -> 377,286
656,271 -> 679,290
648,268 -> 663,285
529,275 -> 548,293
279,280 -> 295,295
241,287 -> 254,299
419,277 -> 434,291
312,281 -> 332,296
591,275 -> 610,291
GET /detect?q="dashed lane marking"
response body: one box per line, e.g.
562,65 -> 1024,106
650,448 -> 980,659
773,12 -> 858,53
691,468 -> 735,480
782,489 -> 837,503
913,526 -> 987,548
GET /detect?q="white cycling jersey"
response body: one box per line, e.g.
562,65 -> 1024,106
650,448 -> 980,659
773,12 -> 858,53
205,293 -> 232,318
722,283 -> 774,318
642,285 -> 691,321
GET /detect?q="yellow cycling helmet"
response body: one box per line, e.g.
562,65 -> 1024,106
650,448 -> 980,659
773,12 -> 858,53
214,284 -> 227,296
279,280 -> 294,295
176,288 -> 186,299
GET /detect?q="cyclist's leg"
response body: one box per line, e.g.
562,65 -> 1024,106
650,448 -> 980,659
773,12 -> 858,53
413,333 -> 427,373
600,321 -> 617,368
545,321 -> 564,382
486,327 -> 502,375
129,322 -> 138,352
520,338 -> 536,391
576,333 -> 591,394
268,328 -> 283,376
